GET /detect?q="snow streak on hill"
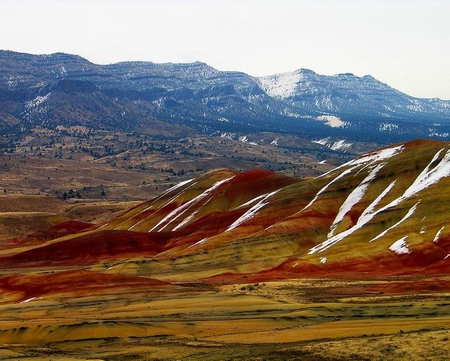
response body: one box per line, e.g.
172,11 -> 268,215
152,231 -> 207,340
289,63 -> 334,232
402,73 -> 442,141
2,140 -> 449,280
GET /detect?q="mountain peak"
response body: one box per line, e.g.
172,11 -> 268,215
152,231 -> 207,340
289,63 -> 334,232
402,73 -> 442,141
296,68 -> 317,74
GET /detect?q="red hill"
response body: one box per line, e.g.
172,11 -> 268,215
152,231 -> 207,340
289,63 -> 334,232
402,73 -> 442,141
1,139 -> 450,283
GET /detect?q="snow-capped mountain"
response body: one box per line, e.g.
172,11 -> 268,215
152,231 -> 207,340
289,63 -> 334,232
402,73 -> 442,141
258,68 -> 450,133
1,50 -> 449,143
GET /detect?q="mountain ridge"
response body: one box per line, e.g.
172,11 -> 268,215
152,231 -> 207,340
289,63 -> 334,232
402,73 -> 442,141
2,50 -> 447,101
1,50 -> 449,145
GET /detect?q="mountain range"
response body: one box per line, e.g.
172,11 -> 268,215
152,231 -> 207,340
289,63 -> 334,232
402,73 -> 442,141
2,139 -> 449,285
1,50 -> 450,146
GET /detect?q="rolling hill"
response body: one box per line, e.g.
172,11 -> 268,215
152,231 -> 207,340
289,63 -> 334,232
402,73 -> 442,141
1,139 -> 449,283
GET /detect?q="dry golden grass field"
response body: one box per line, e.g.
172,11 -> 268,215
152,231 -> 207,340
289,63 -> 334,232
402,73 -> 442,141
0,275 -> 449,360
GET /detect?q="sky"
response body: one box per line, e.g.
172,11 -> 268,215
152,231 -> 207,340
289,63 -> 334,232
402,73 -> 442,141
1,0 -> 449,100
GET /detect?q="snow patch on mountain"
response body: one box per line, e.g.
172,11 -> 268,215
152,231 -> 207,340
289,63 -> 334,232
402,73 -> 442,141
330,140 -> 352,151
316,115 -> 345,128
236,193 -> 270,209
358,147 -> 450,231
257,71 -> 303,99
125,179 -> 197,231
406,99 -> 424,112
358,180 -> 397,226
172,209 -> 199,231
25,93 -> 50,109
379,123 -> 399,132
158,178 -> 194,198
220,132 -> 235,140
281,109 -> 302,118
429,129 -> 450,138
311,146 -> 450,253
313,138 -> 329,146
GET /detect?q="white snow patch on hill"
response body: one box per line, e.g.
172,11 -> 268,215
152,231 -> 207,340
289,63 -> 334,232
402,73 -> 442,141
311,146 -> 450,252
350,145 -> 404,167
313,137 -> 329,146
401,148 -> 450,200
149,177 -> 234,232
389,236 -> 410,255
302,166 -> 358,212
312,137 -> 352,151
330,140 -> 352,151
319,145 -> 404,180
188,237 -> 208,249
370,202 -> 419,243
227,190 -> 279,231
20,297 -> 42,304
328,163 -> 384,238
433,226 -> 445,243
308,179 -> 398,255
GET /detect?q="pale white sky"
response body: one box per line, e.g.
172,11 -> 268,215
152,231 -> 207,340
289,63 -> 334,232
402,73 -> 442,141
1,0 -> 449,99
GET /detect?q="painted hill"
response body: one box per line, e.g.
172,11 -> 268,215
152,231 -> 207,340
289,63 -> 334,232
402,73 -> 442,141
1,140 -> 449,285
0,141 -> 450,281
2,139 -> 450,361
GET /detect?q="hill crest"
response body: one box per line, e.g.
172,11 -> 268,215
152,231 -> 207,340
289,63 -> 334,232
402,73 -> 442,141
1,139 -> 449,282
